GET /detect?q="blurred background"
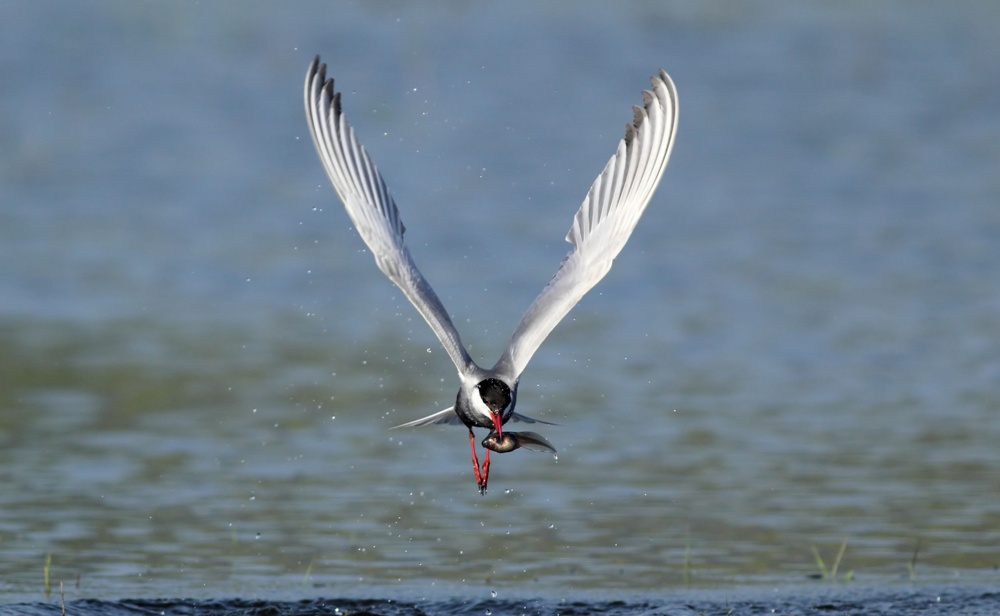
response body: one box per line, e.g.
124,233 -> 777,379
1,0 -> 998,601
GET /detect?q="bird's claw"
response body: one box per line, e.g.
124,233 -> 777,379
478,457 -> 490,494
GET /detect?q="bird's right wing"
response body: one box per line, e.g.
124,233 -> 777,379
305,56 -> 475,376
391,406 -> 463,429
493,70 -> 678,381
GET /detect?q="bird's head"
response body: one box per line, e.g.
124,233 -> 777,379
476,378 -> 511,435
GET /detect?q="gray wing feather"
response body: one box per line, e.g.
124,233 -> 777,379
305,56 -> 475,376
391,408 -> 555,429
493,70 -> 678,381
509,411 -> 557,425
510,431 -> 558,455
391,407 -> 463,429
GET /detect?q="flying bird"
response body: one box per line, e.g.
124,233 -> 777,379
304,56 -> 678,493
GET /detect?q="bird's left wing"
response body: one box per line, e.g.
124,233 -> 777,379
391,407 -> 554,429
493,70 -> 678,381
305,56 -> 475,376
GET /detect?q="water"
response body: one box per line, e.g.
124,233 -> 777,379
2,0 -> 999,610
2,587 -> 1000,616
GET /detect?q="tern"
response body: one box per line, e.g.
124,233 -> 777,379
304,56 -> 678,494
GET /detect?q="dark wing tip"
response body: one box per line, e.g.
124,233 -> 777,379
624,104 -> 645,145
309,54 -> 327,85
624,69 -> 676,144
308,54 -> 338,105
656,68 -> 674,90
310,57 -> 341,118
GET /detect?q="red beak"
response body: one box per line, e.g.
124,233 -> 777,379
490,412 -> 504,438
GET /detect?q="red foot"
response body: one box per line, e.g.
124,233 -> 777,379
480,448 -> 491,495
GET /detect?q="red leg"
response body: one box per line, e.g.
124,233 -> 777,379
468,429 -> 484,491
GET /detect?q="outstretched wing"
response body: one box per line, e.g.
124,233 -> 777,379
493,70 -> 678,381
391,407 -> 555,429
508,431 -> 558,456
305,56 -> 475,376
390,406 -> 463,428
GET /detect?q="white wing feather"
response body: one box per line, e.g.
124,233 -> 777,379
493,70 -> 678,381
304,57 -> 475,376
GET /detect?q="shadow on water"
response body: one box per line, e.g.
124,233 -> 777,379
3,587 -> 1000,616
